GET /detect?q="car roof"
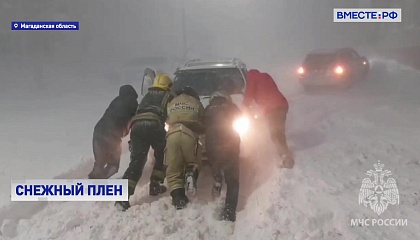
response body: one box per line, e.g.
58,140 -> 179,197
177,58 -> 244,71
308,47 -> 355,55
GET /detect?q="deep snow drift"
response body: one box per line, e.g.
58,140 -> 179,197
1,58 -> 420,240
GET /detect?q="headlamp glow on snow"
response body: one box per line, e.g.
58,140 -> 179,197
233,116 -> 250,136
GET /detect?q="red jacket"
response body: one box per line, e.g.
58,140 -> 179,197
243,69 -> 289,115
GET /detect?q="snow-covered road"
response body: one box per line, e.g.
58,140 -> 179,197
1,58 -> 419,240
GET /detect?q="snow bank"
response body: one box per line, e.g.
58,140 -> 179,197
11,198 -> 234,240
375,45 -> 420,71
233,58 -> 420,240
1,58 -> 420,239
0,70 -> 136,224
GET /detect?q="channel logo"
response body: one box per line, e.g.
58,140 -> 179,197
334,8 -> 401,22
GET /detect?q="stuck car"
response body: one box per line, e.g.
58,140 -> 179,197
141,58 -> 252,161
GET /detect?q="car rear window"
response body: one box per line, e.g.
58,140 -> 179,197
304,54 -> 336,69
173,68 -> 245,96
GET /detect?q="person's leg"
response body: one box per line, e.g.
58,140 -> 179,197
102,137 -> 122,178
205,131 -> 223,198
267,108 -> 294,168
149,126 -> 167,196
221,149 -> 240,222
181,132 -> 202,196
123,123 -> 151,192
90,132 -> 122,179
209,149 -> 223,198
115,122 -> 150,210
89,137 -> 107,179
165,132 -> 189,209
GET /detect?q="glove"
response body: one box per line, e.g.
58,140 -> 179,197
88,166 -> 106,179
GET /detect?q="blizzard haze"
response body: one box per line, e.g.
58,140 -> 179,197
1,0 -> 420,239
1,0 -> 418,94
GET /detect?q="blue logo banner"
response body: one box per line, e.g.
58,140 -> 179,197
334,9 -> 401,22
11,21 -> 79,30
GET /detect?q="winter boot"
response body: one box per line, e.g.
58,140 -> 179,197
185,166 -> 199,196
279,153 -> 294,169
103,163 -> 119,179
149,180 -> 167,196
171,188 -> 189,210
212,181 -> 222,198
220,205 -> 236,222
115,200 -> 131,211
114,186 -> 134,211
88,163 -> 106,179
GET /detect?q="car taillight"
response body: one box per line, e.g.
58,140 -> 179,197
297,67 -> 304,74
334,66 -> 344,75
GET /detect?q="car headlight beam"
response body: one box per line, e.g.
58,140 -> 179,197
233,116 -> 250,136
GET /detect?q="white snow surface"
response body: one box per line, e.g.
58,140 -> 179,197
1,58 -> 420,240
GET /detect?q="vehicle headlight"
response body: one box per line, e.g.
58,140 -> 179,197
233,116 -> 250,136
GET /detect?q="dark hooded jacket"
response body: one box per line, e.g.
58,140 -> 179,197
243,69 -> 288,115
94,85 -> 138,141
204,97 -> 241,149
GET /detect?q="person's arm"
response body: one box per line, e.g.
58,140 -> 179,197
243,77 -> 256,108
124,99 -> 138,137
203,105 -> 210,127
130,99 -> 139,117
167,92 -> 175,103
196,102 -> 206,134
230,103 -> 243,123
163,92 -> 175,120
265,73 -> 289,110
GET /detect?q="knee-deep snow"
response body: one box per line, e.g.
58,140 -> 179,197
0,58 -> 419,240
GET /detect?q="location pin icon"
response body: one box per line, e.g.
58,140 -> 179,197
13,23 -> 18,29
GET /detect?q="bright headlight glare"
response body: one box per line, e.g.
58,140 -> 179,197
233,116 -> 250,135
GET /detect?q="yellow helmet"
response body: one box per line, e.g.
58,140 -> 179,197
152,74 -> 173,90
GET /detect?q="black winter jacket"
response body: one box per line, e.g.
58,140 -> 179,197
94,85 -> 138,141
204,97 -> 241,148
135,87 -> 174,124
